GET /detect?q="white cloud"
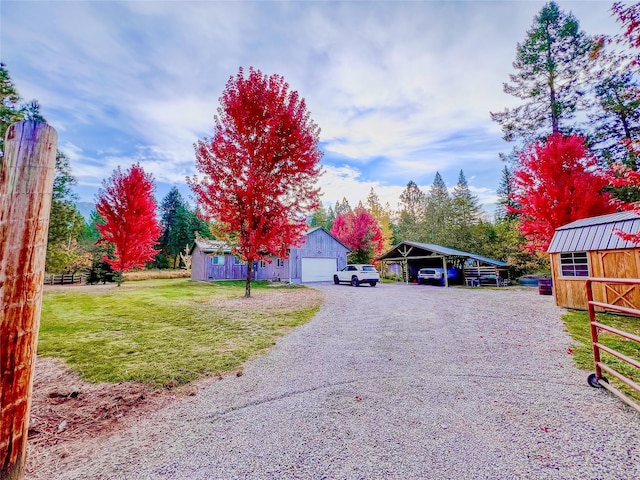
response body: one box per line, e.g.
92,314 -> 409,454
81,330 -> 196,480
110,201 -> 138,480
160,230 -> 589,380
1,0 -> 622,215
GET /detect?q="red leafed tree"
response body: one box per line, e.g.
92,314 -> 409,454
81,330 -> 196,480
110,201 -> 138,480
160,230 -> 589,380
188,67 -> 322,297
331,208 -> 385,264
509,133 -> 616,251
96,163 -> 162,285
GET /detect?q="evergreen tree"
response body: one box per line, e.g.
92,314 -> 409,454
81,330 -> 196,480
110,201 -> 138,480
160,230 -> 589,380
398,181 -> 427,242
491,2 -> 593,143
0,62 -> 24,156
424,172 -> 452,245
334,197 -> 352,216
46,152 -> 86,273
22,100 -> 46,122
495,165 -> 519,221
450,170 -> 482,251
309,203 -> 330,230
160,187 -> 186,246
327,205 -> 336,230
590,71 -> 640,168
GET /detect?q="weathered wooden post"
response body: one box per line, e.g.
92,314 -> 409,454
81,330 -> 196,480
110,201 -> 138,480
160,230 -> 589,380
0,121 -> 57,480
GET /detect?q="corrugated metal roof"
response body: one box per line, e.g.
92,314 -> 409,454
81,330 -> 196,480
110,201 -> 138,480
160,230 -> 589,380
376,241 -> 509,267
548,212 -> 640,253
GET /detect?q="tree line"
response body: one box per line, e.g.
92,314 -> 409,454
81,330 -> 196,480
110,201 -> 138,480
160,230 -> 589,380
2,2 -> 639,287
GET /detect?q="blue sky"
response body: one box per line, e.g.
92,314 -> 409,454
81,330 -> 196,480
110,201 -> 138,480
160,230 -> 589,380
1,0 -> 622,217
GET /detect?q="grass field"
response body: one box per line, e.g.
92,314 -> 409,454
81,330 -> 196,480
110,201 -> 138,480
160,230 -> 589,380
39,279 -> 322,388
563,309 -> 640,403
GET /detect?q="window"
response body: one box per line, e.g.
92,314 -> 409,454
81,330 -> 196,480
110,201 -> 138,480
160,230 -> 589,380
276,258 -> 285,268
234,257 -> 245,265
211,255 -> 225,265
259,260 -> 266,269
560,252 -> 589,277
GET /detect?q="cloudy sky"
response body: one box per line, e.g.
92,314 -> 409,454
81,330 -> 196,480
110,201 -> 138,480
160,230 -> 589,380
1,0 -> 622,216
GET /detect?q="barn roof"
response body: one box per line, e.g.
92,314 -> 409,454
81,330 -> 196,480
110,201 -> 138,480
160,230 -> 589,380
376,241 -> 509,267
547,212 -> 640,253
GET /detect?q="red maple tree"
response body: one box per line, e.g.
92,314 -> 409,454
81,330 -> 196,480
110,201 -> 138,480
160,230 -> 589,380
331,208 -> 384,264
509,133 -> 615,251
96,164 -> 162,285
188,67 -> 322,297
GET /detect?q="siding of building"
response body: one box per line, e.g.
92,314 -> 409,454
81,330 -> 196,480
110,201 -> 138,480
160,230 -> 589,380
190,228 -> 349,283
548,212 -> 640,310
289,228 -> 349,283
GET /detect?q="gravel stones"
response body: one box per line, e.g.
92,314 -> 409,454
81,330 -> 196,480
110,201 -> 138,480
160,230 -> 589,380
38,284 -> 640,479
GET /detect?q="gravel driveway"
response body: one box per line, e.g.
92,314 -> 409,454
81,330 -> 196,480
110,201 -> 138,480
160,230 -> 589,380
47,284 -> 639,479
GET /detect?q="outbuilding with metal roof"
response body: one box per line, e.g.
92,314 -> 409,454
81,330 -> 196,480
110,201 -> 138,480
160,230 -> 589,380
547,211 -> 640,310
375,241 -> 510,287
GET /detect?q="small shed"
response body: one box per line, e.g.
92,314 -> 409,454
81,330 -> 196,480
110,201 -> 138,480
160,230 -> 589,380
548,211 -> 640,310
190,227 -> 349,283
376,241 -> 509,286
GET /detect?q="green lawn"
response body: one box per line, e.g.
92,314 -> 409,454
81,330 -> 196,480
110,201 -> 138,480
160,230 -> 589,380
39,279 -> 321,388
563,309 -> 640,402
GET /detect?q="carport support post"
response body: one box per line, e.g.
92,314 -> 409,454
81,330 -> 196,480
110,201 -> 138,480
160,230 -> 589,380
0,121 -> 57,480
442,256 -> 448,288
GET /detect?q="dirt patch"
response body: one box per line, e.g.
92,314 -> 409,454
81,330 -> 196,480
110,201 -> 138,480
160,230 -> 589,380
208,285 -> 324,312
26,286 -> 324,476
25,357 -> 194,475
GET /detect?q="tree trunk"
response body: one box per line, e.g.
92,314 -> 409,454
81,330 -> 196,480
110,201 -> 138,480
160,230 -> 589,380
245,264 -> 252,297
0,121 -> 57,480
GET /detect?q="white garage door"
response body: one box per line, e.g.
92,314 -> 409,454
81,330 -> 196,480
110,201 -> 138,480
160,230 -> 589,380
301,257 -> 337,282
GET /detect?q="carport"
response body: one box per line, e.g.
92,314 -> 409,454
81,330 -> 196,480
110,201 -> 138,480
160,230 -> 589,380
376,241 -> 509,287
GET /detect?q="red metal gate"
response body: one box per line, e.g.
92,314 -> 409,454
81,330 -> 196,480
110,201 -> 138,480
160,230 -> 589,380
585,277 -> 640,413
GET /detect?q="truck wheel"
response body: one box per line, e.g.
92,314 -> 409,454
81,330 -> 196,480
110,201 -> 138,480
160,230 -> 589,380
370,281 -> 377,287
351,276 -> 360,287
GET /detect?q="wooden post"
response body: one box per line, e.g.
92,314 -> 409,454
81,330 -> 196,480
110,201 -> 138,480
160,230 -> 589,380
0,121 -> 57,480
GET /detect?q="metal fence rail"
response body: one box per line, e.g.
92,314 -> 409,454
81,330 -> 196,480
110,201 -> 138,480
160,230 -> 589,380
585,277 -> 640,414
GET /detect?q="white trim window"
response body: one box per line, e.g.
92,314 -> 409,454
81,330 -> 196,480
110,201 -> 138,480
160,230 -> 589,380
276,258 -> 285,268
211,255 -> 225,265
234,257 -> 245,265
259,260 -> 267,269
560,252 -> 589,277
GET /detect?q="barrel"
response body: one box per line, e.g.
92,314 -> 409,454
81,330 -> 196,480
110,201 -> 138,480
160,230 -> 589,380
538,277 -> 553,295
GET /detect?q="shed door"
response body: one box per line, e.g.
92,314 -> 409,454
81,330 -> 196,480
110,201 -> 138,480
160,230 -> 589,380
301,257 -> 337,282
600,250 -> 640,309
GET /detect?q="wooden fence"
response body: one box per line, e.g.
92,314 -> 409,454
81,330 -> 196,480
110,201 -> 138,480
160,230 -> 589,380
43,273 -> 85,285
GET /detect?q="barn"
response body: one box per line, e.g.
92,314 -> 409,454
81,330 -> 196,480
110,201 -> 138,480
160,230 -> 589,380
190,227 -> 350,283
548,211 -> 640,310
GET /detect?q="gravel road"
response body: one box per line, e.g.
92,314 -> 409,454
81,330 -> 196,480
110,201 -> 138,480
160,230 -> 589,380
46,283 -> 639,479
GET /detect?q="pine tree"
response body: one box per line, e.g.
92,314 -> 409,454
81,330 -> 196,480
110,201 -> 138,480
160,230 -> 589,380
495,166 -> 519,221
424,172 -> 452,245
491,2 -> 593,143
334,197 -> 352,216
0,62 -> 24,156
398,181 -> 427,242
309,203 -> 330,230
590,72 -> 640,168
450,170 -> 482,251
160,187 -> 186,246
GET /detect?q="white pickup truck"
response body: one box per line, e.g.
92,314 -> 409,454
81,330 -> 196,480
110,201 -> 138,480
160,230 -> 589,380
333,264 -> 380,287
